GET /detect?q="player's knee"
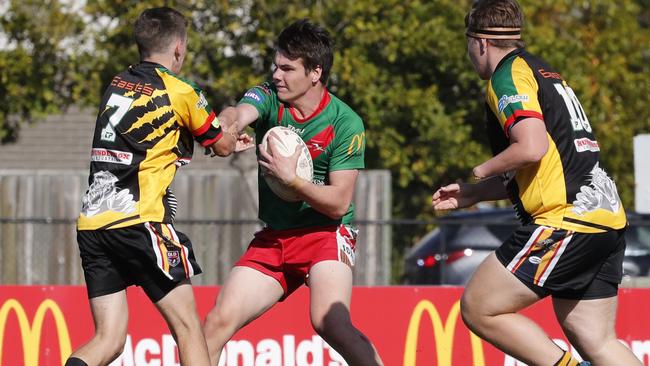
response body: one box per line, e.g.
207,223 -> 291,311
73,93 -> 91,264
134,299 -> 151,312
311,314 -> 351,343
94,325 -> 127,357
204,306 -> 237,334
564,324 -> 613,353
168,311 -> 202,337
460,292 -> 483,332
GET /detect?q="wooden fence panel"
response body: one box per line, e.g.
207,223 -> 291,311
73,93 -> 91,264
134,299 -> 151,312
0,169 -> 391,286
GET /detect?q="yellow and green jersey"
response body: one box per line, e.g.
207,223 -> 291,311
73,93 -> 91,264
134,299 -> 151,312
239,82 -> 365,230
485,48 -> 626,233
78,61 -> 223,230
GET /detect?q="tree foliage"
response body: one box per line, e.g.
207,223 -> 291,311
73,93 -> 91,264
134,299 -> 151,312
1,0 -> 649,279
0,0 -> 87,142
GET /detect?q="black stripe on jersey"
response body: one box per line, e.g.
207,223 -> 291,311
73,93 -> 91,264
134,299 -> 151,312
124,95 -> 177,143
98,214 -> 141,230
194,126 -> 223,147
563,217 -> 616,232
505,176 -> 534,225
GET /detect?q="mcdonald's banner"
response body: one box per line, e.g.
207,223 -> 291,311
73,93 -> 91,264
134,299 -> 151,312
2,286 -> 650,366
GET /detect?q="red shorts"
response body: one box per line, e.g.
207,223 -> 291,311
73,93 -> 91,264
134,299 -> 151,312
235,224 -> 357,299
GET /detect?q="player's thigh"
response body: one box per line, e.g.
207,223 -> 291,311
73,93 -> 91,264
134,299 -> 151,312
89,290 -> 129,339
463,253 -> 541,317
553,295 -> 618,348
214,266 -> 284,326
308,260 -> 353,324
155,280 -> 202,332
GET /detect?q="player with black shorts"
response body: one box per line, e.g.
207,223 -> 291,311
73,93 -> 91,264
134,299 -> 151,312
432,1 -> 641,365
65,7 -> 244,366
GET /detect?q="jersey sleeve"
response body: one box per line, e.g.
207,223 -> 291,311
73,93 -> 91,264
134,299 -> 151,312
165,73 -> 223,147
329,113 -> 365,172
486,57 -> 543,138
237,82 -> 275,122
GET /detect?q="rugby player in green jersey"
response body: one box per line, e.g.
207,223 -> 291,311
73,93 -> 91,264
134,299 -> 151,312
432,1 -> 641,365
203,19 -> 384,366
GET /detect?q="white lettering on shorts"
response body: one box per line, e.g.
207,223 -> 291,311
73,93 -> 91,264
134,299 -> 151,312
336,225 -> 356,267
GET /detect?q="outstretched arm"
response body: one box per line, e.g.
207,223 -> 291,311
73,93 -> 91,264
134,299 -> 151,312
432,176 -> 507,211
207,105 -> 258,156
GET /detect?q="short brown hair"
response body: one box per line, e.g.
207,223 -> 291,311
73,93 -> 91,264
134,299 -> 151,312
276,19 -> 334,85
135,7 -> 188,59
465,0 -> 526,49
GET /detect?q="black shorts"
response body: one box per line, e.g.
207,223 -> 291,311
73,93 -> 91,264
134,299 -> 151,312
77,222 -> 202,302
495,225 -> 626,300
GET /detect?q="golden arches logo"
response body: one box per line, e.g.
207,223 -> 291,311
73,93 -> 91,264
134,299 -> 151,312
403,300 -> 485,366
347,132 -> 365,155
0,298 -> 72,366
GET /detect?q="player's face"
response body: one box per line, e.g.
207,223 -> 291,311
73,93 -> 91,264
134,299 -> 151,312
467,36 -> 490,80
272,52 -> 317,103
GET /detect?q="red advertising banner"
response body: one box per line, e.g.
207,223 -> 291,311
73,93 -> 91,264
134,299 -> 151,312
1,286 -> 649,365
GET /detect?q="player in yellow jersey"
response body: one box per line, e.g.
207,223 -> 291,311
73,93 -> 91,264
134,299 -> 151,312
432,1 -> 641,365
66,7 -> 248,366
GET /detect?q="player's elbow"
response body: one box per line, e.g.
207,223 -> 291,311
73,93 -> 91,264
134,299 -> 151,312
526,143 -> 548,164
517,139 -> 547,165
325,204 -> 350,220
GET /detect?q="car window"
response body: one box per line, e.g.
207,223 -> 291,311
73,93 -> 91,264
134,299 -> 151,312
628,224 -> 650,250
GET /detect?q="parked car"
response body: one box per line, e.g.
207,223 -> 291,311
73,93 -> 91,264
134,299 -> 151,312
404,208 -> 650,285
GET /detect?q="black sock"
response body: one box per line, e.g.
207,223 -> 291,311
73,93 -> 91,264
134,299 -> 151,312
65,357 -> 89,366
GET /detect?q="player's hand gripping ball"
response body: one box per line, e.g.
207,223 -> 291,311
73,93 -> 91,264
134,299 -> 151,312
260,126 -> 313,202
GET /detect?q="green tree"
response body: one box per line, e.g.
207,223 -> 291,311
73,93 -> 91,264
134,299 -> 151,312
0,0 -> 87,142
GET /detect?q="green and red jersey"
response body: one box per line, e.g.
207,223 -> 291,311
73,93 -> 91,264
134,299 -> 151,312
485,48 -> 625,233
239,82 -> 365,230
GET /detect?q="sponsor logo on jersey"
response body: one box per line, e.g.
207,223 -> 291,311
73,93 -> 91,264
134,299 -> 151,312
196,92 -> 208,110
91,148 -> 134,165
244,90 -> 262,103
498,94 -> 529,113
285,124 -> 305,135
538,68 -> 563,80
111,75 -> 154,96
574,138 -> 600,153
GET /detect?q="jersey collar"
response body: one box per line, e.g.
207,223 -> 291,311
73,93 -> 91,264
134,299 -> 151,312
288,87 -> 331,124
494,47 -> 526,73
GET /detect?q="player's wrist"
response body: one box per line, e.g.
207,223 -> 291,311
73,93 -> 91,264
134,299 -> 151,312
286,175 -> 306,190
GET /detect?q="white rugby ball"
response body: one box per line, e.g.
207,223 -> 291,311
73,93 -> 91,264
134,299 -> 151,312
260,126 -> 314,202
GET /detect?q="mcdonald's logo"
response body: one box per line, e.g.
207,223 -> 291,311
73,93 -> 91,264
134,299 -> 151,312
0,298 -> 72,366
347,132 -> 365,155
403,300 -> 485,366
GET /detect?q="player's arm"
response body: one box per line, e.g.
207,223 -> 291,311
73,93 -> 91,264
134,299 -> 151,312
472,117 -> 548,180
291,170 -> 358,219
208,105 -> 257,156
233,103 -> 260,132
258,141 -> 357,219
432,176 -> 507,211
207,107 -> 238,157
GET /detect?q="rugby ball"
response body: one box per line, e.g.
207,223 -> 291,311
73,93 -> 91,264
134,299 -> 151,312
260,126 -> 314,202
